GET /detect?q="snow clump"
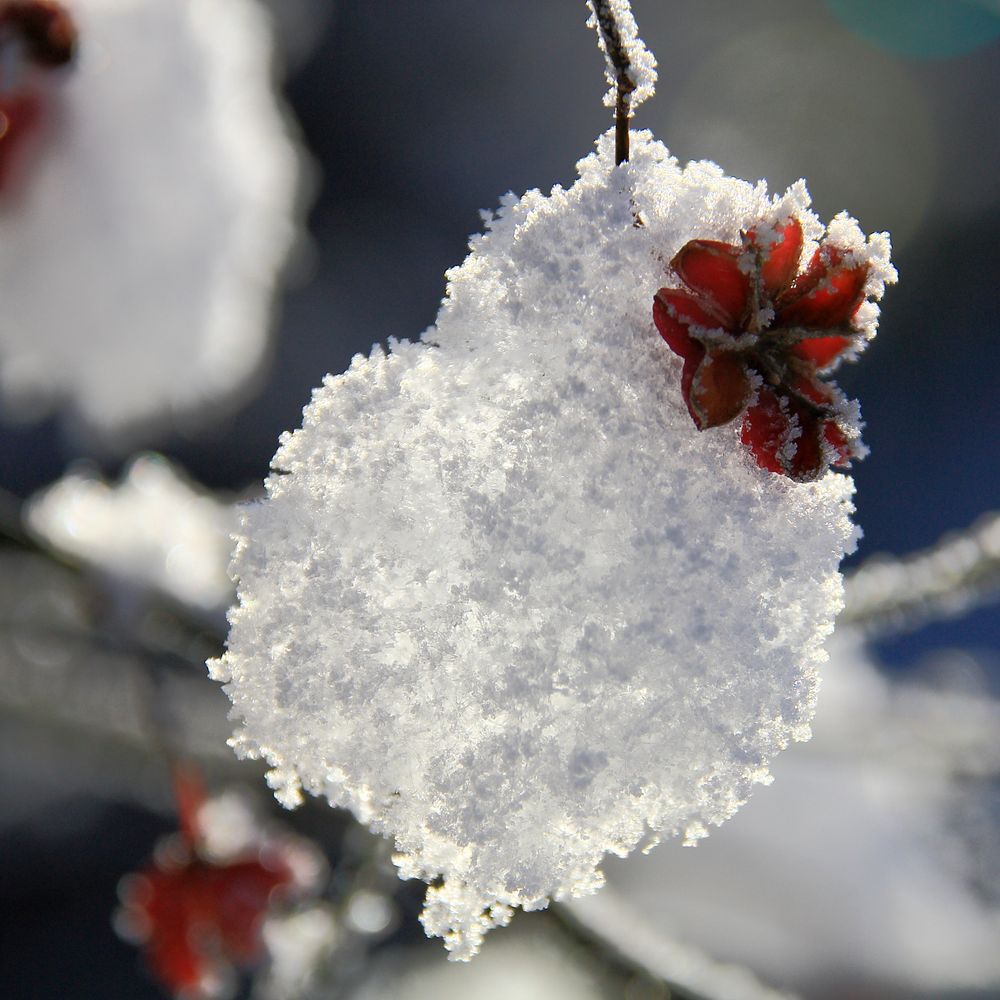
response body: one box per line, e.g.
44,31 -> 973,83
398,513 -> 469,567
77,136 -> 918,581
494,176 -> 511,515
213,129 -> 894,959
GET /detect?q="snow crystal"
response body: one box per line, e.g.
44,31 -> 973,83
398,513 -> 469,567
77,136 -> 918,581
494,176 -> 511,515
26,454 -> 237,614
0,0 -> 303,444
586,0 -> 657,111
213,130 -> 893,959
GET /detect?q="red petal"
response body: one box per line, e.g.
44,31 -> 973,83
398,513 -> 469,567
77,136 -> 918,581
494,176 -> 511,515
786,404 -> 826,481
740,389 -> 788,475
686,351 -> 753,430
209,860 -> 289,957
787,372 -> 833,407
137,868 -> 213,995
653,289 -> 719,361
751,217 -> 803,300
790,335 -> 853,369
824,420 -> 852,466
680,349 -> 705,422
670,240 -> 750,330
777,244 -> 869,329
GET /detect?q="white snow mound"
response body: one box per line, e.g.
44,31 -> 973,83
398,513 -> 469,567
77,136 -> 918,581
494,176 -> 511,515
213,131 -> 891,959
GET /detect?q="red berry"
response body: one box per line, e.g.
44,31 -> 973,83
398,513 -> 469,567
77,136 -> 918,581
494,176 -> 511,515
655,215 -> 872,481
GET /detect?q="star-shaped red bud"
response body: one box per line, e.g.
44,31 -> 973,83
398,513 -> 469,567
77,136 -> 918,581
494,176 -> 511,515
653,216 -> 872,481
116,765 -> 322,999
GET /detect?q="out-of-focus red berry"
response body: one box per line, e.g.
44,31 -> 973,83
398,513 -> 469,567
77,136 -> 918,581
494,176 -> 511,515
116,765 -> 323,999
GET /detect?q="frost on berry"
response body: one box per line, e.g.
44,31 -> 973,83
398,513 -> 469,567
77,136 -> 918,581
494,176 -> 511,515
213,130 -> 883,960
653,214 -> 895,480
0,0 -> 302,445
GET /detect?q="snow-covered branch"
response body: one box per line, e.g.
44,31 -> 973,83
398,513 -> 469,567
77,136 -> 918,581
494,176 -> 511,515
842,511 -> 1000,634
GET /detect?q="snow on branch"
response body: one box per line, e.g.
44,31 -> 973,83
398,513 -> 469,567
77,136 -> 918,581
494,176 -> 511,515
586,0 -> 656,163
212,132 -> 891,960
842,511 -> 1000,634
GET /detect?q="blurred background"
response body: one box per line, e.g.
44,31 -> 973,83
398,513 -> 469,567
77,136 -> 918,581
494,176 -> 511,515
1,1 -> 998,998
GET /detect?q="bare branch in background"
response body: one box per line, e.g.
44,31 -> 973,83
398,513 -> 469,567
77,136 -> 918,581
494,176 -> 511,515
842,511 -> 1000,635
560,890 -> 800,1000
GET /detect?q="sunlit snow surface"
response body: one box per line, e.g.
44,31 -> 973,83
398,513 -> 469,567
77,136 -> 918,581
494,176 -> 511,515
213,131 -> 894,959
0,0 -> 302,443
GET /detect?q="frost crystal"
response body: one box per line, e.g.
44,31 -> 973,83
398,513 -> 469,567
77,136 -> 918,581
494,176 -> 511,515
214,131 -> 892,959
586,0 -> 657,111
26,454 -> 237,613
0,0 -> 302,443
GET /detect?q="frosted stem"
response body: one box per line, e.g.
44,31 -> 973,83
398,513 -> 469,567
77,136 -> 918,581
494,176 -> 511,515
842,511 -> 1000,635
586,0 -> 657,165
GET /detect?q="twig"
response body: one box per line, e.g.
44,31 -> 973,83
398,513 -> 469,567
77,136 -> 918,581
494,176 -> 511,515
841,510 -> 1000,635
555,892 -> 799,1000
587,0 -> 655,165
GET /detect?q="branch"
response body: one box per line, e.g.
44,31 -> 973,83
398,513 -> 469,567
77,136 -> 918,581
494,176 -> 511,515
586,0 -> 657,164
557,891 -> 800,1000
841,510 -> 1000,635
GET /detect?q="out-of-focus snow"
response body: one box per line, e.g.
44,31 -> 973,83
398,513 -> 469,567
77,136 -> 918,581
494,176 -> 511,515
571,632 -> 1000,994
0,0 -> 304,444
26,454 -> 237,613
261,907 -> 339,1000
213,130 -> 892,959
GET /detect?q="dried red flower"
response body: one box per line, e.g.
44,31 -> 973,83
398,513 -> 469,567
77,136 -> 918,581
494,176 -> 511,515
0,0 -> 77,67
653,217 -> 872,481
117,765 -> 320,999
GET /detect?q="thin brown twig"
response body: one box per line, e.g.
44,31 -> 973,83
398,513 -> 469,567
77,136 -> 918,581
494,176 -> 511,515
588,0 -> 638,164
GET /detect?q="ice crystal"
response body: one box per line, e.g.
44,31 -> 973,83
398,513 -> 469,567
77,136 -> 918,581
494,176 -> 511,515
0,0 -> 302,443
213,130 -> 891,959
